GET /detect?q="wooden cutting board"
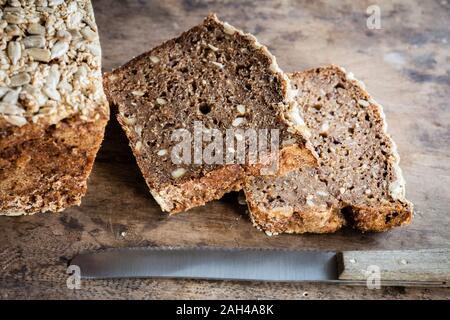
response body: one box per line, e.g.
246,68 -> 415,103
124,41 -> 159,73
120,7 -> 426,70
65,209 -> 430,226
1,0 -> 449,299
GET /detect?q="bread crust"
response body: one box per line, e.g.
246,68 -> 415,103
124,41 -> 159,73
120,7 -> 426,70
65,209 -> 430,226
245,187 -> 346,235
0,111 -> 108,215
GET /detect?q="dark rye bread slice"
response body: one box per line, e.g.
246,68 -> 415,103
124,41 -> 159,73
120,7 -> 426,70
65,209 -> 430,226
104,14 -> 317,214
244,65 -> 413,235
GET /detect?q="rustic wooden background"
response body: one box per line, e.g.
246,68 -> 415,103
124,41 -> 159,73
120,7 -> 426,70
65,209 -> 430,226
1,0 -> 449,299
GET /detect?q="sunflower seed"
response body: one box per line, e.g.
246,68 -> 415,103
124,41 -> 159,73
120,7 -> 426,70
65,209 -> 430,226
86,43 -> 101,56
68,29 -> 82,40
232,117 -> 245,127
135,125 -> 143,136
0,87 -> 9,98
358,99 -> 370,107
320,121 -> 330,134
306,195 -> 314,207
132,90 -> 145,97
74,65 -> 88,79
23,35 -> 46,48
5,24 -> 22,36
150,56 -> 160,64
3,114 -> 27,126
10,72 -> 31,87
0,102 -> 24,115
67,1 -> 77,13
8,0 -> 21,7
4,13 -> 25,24
56,29 -> 72,42
156,97 -> 167,105
207,43 -> 219,51
46,66 -> 60,88
27,48 -> 51,62
2,88 -> 20,104
22,84 -> 36,95
27,15 -> 41,24
4,7 -> 22,14
48,0 -> 64,6
50,41 -> 68,59
67,12 -> 82,29
211,61 -> 224,69
35,91 -> 47,105
83,17 -> 97,32
58,79 -> 72,93
7,41 -> 21,65
135,141 -> 143,152
27,23 -> 46,35
236,104 -> 246,115
157,149 -> 168,156
43,87 -> 61,101
80,26 -> 97,41
171,168 -> 186,179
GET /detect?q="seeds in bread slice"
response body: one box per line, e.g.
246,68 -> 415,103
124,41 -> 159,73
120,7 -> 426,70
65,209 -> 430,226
104,14 -> 317,214
244,65 -> 413,234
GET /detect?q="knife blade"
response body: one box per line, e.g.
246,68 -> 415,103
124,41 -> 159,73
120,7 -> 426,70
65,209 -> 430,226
71,247 -> 337,281
70,247 -> 450,287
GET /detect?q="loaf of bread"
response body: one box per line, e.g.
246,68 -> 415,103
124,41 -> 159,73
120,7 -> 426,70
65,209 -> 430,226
104,14 -> 317,214
244,66 -> 413,234
0,0 -> 109,215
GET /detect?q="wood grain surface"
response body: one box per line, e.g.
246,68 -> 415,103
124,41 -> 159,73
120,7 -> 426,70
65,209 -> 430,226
1,0 -> 449,299
338,249 -> 450,283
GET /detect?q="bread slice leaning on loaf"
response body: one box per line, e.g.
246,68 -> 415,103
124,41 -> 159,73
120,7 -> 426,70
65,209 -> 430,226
244,65 -> 413,234
0,1 -> 109,215
104,14 -> 317,214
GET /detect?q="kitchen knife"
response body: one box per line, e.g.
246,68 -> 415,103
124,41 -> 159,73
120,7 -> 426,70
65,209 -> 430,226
70,247 -> 450,287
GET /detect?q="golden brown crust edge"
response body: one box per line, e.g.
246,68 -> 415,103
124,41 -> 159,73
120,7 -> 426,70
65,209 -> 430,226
0,111 -> 109,216
350,201 -> 413,232
246,194 -> 412,235
245,188 -> 346,235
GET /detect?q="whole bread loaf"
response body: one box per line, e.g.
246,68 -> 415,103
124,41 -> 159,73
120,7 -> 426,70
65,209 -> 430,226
104,14 -> 317,214
244,66 -> 413,234
0,0 -> 109,215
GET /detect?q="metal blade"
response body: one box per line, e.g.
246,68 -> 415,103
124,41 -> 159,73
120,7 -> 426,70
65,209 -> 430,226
71,247 -> 338,281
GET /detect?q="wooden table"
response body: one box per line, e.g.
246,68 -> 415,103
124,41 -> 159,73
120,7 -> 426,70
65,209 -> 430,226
1,0 -> 449,299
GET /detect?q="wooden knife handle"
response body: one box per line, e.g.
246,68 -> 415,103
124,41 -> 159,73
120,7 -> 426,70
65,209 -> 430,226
337,248 -> 450,286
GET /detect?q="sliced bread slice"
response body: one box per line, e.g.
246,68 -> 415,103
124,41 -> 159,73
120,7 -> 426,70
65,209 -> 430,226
244,65 -> 413,234
104,14 -> 317,214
